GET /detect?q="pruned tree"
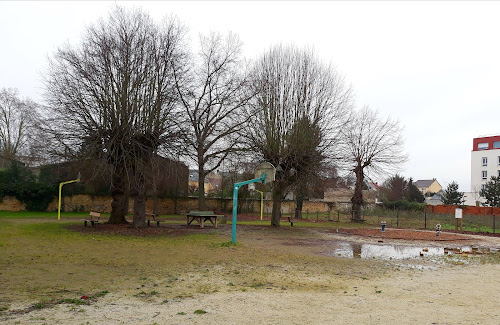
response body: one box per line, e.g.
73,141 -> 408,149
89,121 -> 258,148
247,45 -> 352,226
480,176 -> 500,207
289,117 -> 323,219
175,32 -> 253,210
43,6 -> 187,226
342,107 -> 407,221
442,181 -> 465,206
0,88 -> 40,163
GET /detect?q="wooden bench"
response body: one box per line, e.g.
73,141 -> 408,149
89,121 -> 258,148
125,213 -> 163,226
146,213 -> 166,227
187,211 -> 223,228
280,217 -> 296,226
83,212 -> 101,227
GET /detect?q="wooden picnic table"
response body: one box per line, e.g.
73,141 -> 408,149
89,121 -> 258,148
187,211 -> 223,228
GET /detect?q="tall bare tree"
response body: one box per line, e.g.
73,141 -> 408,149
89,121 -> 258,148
342,107 -> 407,221
174,32 -> 253,209
247,45 -> 352,226
43,6 -> 187,226
0,88 -> 39,163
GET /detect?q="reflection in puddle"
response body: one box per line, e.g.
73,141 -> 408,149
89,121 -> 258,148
331,242 -> 496,260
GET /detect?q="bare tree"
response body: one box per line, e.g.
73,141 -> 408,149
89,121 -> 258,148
174,32 -> 253,210
0,88 -> 39,163
43,6 -> 187,226
247,45 -> 352,226
470,185 -> 482,206
341,107 -> 407,221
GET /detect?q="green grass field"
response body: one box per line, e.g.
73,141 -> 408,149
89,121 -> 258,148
1,211 -> 499,324
0,211 -> 383,313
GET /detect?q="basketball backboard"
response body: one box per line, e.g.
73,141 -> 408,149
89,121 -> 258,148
254,162 -> 276,184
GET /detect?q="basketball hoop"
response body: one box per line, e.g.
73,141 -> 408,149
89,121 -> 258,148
231,161 -> 277,244
254,162 -> 276,184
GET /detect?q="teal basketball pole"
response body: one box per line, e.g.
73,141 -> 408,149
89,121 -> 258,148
232,173 -> 266,244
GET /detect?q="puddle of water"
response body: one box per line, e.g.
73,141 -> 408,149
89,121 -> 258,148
331,242 -> 496,260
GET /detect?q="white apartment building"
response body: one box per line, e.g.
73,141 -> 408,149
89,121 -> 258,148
470,135 -> 500,200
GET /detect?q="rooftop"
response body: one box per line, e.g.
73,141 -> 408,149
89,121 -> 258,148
415,179 -> 437,188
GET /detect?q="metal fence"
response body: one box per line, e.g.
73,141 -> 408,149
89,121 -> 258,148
253,207 -> 498,234
360,207 -> 497,233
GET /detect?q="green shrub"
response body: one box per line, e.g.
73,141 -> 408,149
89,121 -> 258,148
382,200 -> 425,211
0,161 -> 57,211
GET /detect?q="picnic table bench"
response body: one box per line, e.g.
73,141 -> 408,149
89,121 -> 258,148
83,212 -> 101,227
187,211 -> 223,228
125,213 -> 165,226
146,213 -> 166,227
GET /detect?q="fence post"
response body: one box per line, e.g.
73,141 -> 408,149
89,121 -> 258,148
424,209 -> 427,229
493,215 -> 496,234
337,210 -> 340,222
397,209 -> 399,228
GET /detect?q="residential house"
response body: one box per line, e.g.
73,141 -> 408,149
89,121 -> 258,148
415,179 -> 442,196
425,190 -> 444,206
189,170 -> 222,195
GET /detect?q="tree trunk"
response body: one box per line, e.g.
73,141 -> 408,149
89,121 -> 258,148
108,168 -> 128,224
132,174 -> 147,228
198,168 -> 205,210
271,185 -> 282,227
351,162 -> 364,221
295,187 -> 305,219
153,196 -> 159,216
152,176 -> 159,216
133,193 -> 146,228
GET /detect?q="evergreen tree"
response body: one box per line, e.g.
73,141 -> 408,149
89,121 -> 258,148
406,178 -> 425,203
381,175 -> 424,203
480,176 -> 500,207
442,181 -> 465,206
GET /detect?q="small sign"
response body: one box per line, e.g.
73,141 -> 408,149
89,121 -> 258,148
455,208 -> 463,219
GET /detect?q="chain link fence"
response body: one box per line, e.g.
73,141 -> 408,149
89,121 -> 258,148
360,207 -> 497,233
251,206 -> 498,234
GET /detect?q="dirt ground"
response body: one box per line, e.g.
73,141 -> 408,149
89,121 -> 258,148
2,221 -> 500,325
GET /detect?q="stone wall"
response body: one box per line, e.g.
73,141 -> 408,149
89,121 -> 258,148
0,196 -> 26,211
1,194 -> 342,215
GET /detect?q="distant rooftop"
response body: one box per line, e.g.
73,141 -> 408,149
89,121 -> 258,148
415,179 -> 436,188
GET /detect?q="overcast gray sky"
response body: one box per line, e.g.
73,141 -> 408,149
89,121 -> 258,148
2,1 -> 499,191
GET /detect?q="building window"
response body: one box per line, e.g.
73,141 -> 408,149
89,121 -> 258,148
478,142 -> 489,150
482,171 -> 487,179
498,170 -> 500,177
494,141 -> 500,149
482,184 -> 487,191
482,157 -> 488,166
498,156 -> 500,165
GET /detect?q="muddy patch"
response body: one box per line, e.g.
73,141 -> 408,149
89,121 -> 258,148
334,228 -> 471,241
